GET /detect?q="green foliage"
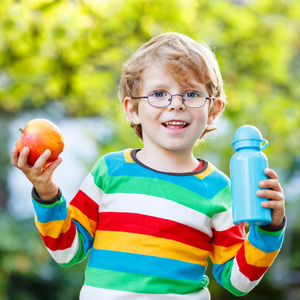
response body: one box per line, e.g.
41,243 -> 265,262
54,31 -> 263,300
1,0 -> 299,169
0,210 -> 87,300
1,0 -> 300,299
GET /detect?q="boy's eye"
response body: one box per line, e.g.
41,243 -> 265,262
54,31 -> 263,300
150,91 -> 168,98
185,91 -> 201,98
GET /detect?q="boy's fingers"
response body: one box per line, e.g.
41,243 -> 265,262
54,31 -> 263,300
259,169 -> 283,193
18,147 -> 30,168
264,168 -> 278,180
257,189 -> 283,201
11,146 -> 19,166
43,157 -> 63,175
32,150 -> 51,172
259,180 -> 283,194
259,178 -> 281,189
261,199 -> 284,209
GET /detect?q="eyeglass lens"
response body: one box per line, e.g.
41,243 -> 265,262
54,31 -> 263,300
148,91 -> 207,108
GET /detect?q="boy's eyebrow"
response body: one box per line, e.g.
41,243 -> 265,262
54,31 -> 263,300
144,84 -> 207,93
146,84 -> 169,91
141,84 -> 170,93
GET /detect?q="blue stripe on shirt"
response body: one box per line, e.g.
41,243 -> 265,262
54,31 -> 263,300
88,249 -> 206,281
32,197 -> 67,223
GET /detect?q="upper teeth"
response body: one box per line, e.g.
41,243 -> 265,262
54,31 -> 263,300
165,121 -> 187,126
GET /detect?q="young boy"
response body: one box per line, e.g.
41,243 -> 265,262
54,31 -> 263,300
11,32 -> 285,300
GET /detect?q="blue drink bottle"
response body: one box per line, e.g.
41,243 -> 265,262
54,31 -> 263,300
230,125 -> 272,226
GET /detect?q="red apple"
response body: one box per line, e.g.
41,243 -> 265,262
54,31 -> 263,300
15,118 -> 65,167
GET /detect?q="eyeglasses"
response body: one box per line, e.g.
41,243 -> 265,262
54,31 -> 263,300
133,90 -> 215,108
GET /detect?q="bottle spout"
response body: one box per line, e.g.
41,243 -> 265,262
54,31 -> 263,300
232,125 -> 268,151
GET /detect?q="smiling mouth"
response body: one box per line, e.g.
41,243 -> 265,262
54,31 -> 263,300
162,121 -> 189,128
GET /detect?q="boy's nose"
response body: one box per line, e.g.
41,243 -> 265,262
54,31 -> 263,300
167,95 -> 186,111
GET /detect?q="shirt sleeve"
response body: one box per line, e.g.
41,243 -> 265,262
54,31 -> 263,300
210,210 -> 285,296
32,171 -> 102,267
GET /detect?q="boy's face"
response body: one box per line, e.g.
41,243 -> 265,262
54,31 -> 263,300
125,64 -> 220,154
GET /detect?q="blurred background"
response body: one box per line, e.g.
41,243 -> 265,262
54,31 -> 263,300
0,0 -> 299,299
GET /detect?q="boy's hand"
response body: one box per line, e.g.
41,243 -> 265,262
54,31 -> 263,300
11,146 -> 62,200
257,168 -> 285,228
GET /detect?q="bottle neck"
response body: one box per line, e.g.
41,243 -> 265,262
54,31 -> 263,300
236,146 -> 260,151
233,139 -> 263,151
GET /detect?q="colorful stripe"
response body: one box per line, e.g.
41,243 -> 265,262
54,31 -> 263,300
39,221 -> 76,251
100,193 -> 213,236
79,173 -> 103,205
31,149 -> 285,299
84,267 -> 209,295
248,225 -> 284,252
35,213 -> 72,238
33,197 -> 67,223
194,162 -> 215,179
236,244 -> 268,281
98,152 -> 230,201
46,231 -> 80,264
101,178 -> 231,219
102,177 -> 219,216
80,285 -> 210,300
94,230 -> 209,266
211,243 -> 244,265
97,212 -> 212,250
211,208 -> 235,231
230,259 -> 261,293
71,190 -> 99,222
212,226 -> 246,248
88,249 -> 205,281
124,148 -> 134,162
68,204 -> 97,238
243,238 -> 279,267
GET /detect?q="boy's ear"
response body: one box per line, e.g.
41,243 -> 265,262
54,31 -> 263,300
207,99 -> 223,125
123,97 -> 141,125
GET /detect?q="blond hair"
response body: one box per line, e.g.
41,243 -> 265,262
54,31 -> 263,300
119,32 -> 227,140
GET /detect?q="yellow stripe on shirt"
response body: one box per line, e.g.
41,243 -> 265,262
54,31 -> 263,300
35,213 -> 72,238
194,162 -> 216,179
211,242 -> 243,265
68,205 -> 98,238
124,149 -> 134,163
35,205 -> 97,239
245,239 -> 279,267
94,230 -> 210,266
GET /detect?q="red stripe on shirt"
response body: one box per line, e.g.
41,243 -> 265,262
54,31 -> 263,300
236,243 -> 268,281
193,160 -> 204,171
39,222 -> 77,251
211,226 -> 246,247
97,212 -> 212,251
70,190 -> 99,222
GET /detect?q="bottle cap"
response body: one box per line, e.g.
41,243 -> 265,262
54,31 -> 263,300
232,125 -> 268,151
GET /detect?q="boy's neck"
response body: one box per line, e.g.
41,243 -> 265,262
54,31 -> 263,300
136,146 -> 199,173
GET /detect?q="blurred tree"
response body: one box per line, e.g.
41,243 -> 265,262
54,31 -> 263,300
0,0 -> 299,299
0,0 -> 299,170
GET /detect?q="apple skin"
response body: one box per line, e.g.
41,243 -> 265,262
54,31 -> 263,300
15,118 -> 65,167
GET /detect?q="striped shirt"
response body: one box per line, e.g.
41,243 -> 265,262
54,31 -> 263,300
32,149 -> 285,299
